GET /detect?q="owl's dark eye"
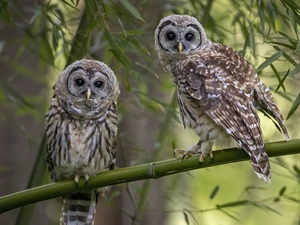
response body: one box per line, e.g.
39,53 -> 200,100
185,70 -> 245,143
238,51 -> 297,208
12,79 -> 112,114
185,33 -> 194,41
166,32 -> 176,40
75,78 -> 85,86
94,80 -> 103,88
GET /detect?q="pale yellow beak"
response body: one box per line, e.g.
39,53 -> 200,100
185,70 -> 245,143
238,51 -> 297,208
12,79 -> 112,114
86,88 -> 91,100
177,42 -> 183,53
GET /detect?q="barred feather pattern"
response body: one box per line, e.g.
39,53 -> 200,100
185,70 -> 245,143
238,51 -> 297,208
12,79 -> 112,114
45,59 -> 119,225
154,14 -> 289,182
173,43 -> 289,182
46,98 -> 117,224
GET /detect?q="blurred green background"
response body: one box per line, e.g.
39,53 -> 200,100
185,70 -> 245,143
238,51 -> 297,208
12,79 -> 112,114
0,0 -> 299,225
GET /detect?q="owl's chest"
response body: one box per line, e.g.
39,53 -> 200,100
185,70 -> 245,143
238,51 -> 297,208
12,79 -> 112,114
68,122 -> 93,159
176,84 -> 225,138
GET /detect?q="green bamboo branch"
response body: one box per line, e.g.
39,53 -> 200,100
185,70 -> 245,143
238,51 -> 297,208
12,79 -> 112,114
1,139 -> 299,214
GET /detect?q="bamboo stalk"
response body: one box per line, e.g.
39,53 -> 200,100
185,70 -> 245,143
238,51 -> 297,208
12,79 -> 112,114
1,139 -> 299,214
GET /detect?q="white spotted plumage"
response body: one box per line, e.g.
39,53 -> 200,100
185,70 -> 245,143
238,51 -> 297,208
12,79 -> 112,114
154,14 -> 289,182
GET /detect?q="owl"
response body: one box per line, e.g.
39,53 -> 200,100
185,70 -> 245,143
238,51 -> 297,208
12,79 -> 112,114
154,15 -> 289,182
45,59 -> 119,224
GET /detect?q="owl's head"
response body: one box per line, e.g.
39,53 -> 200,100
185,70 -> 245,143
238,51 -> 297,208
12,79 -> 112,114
154,15 -> 210,71
54,59 -> 119,119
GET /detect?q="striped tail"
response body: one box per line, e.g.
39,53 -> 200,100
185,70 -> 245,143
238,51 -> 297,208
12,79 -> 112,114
250,150 -> 271,183
60,192 -> 97,225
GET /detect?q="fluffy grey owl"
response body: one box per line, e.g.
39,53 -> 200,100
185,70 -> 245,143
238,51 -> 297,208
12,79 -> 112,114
154,14 -> 289,182
45,59 -> 119,224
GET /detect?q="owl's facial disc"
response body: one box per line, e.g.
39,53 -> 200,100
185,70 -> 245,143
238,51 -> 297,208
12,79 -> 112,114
158,22 -> 202,54
67,68 -> 110,101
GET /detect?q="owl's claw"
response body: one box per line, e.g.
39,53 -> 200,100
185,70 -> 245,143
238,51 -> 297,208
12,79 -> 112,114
74,174 -> 90,187
174,149 -> 196,161
174,144 -> 213,162
199,150 -> 214,162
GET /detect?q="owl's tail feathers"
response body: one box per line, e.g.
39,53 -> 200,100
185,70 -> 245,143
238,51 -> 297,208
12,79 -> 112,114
250,151 -> 271,183
60,192 -> 97,225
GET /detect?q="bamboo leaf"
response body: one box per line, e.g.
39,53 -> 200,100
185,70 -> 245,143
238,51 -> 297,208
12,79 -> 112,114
258,2 -> 265,36
275,68 -> 289,93
210,185 -> 220,200
287,7 -> 299,40
273,46 -> 297,66
135,62 -> 159,78
289,63 -> 300,77
183,209 -> 198,225
3,84 -> 35,109
270,64 -> 286,92
54,7 -> 66,24
104,28 -> 132,68
286,92 -> 300,120
183,210 -> 190,225
283,195 -> 300,203
281,0 -> 300,10
293,165 -> 300,176
252,203 -> 282,215
279,186 -> 286,196
0,0 -> 12,22
268,2 -> 276,31
61,0 -> 80,10
249,28 -> 256,56
256,50 -> 283,72
188,0 -> 198,11
219,208 -> 241,222
40,33 -> 55,66
119,0 -> 145,22
52,24 -> 59,50
172,141 -> 176,150
216,200 -> 249,208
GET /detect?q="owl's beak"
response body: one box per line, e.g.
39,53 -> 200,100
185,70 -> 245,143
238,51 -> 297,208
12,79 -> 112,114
86,88 -> 91,100
177,42 -> 183,53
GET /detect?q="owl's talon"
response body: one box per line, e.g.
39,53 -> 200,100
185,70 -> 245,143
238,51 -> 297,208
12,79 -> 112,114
84,174 -> 90,186
174,145 -> 201,161
173,151 -> 177,158
199,149 -> 213,162
182,154 -> 190,162
74,174 -> 90,187
74,174 -> 80,185
174,144 -> 213,163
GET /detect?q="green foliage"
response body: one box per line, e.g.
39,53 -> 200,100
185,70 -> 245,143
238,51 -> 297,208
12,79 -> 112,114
0,0 -> 300,225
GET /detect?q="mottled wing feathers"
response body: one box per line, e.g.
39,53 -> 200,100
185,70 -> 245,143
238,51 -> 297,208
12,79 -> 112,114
206,92 -> 271,181
181,51 -> 272,181
253,83 -> 289,140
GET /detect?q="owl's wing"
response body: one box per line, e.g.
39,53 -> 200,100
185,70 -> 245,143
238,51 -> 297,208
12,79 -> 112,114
253,83 -> 289,140
182,60 -> 270,180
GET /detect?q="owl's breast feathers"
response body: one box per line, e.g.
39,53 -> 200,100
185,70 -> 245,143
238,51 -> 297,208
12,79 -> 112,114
45,98 -> 117,181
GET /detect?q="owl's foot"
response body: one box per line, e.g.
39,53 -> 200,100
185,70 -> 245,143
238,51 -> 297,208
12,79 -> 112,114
74,174 -> 90,187
174,144 -> 213,162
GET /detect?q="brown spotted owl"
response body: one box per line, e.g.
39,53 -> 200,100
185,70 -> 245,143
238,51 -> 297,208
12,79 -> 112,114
154,14 -> 289,182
